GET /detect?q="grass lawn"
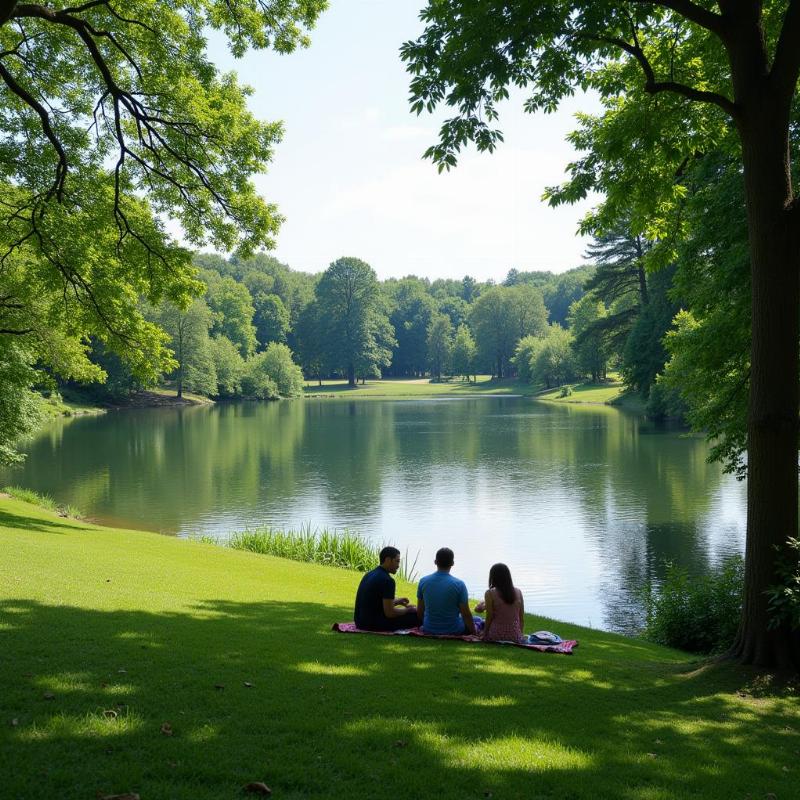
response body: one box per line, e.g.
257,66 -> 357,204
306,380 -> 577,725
2,497 -> 798,800
304,377 -> 541,400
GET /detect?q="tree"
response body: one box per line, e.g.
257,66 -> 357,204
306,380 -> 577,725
209,335 -> 245,398
426,313 -> 453,380
253,293 -> 290,347
316,257 -> 394,387
568,295 -> 609,383
511,335 -> 539,383
386,277 -> 436,376
404,0 -> 800,669
451,323 -> 476,382
258,342 -> 304,397
202,272 -> 258,358
530,325 -> 577,390
294,299 -> 326,385
0,339 -> 41,465
154,300 -> 216,398
469,285 -> 545,378
0,0 -> 325,455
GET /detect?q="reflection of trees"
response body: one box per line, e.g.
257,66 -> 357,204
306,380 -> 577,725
2,402 -> 307,532
1,398 -> 746,633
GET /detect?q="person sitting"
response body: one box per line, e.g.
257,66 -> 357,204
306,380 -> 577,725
417,547 -> 476,635
480,562 -> 525,643
354,546 -> 419,631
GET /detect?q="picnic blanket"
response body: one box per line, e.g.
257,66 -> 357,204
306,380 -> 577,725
332,622 -> 577,654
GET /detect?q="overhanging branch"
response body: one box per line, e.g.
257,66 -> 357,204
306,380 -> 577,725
581,31 -> 738,118
771,0 -> 800,101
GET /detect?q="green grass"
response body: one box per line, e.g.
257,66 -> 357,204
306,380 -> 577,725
1,496 -> 798,800
1,485 -> 81,519
228,525 -> 420,582
536,375 -> 627,405
304,376 -> 542,400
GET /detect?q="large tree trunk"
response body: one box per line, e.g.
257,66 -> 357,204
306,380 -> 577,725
347,362 -> 355,387
730,89 -> 800,670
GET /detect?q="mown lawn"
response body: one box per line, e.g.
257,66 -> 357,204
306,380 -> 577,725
1,497 -> 798,800
303,376 -> 540,399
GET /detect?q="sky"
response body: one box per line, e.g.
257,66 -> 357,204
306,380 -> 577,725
207,1 -> 603,283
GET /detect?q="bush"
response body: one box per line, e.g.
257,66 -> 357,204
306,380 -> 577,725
642,556 -> 743,654
242,343 -> 304,399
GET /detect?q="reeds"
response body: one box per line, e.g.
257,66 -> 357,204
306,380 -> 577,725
228,523 -> 419,582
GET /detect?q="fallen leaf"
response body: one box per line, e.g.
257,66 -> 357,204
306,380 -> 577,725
103,710 -> 118,720
43,692 -> 55,701
646,752 -> 657,759
393,740 -> 407,748
484,792 -> 493,798
243,782 -> 271,795
243,682 -> 254,688
653,738 -> 663,745
214,684 -> 225,690
160,722 -> 173,736
117,669 -> 127,674
783,765 -> 790,772
10,718 -> 19,727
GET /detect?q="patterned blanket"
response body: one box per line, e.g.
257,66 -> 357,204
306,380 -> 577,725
332,622 -> 577,654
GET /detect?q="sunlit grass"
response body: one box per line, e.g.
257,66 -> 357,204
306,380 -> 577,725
2,495 -> 799,800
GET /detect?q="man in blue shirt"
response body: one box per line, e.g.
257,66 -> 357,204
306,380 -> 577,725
417,547 -> 475,635
354,546 -> 420,631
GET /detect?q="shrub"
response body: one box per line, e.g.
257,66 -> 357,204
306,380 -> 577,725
242,343 -> 304,399
642,556 -> 743,654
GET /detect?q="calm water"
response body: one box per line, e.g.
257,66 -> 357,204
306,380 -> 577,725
2,397 -> 747,633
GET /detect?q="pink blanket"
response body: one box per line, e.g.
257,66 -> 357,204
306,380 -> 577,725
332,622 -> 577,654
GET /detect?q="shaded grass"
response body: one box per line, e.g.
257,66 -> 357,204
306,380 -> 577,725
1,497 -> 798,800
228,525 -> 419,582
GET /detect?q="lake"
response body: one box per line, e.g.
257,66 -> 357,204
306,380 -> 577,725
2,397 -> 747,633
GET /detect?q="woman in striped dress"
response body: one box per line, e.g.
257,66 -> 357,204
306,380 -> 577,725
481,563 -> 525,643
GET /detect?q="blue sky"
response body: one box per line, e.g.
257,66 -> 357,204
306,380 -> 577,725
208,1 -> 601,282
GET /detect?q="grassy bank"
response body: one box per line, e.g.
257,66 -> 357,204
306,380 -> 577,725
305,376 -> 542,400
2,497 -> 798,800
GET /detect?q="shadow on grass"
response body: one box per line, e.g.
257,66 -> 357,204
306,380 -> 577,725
0,509 -> 78,535
1,598 -> 798,800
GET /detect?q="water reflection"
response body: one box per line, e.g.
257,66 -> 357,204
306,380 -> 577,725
2,397 -> 747,633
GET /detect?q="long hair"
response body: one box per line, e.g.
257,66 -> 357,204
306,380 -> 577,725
488,563 -> 516,605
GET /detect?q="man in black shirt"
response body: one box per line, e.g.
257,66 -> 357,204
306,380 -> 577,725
354,546 -> 420,631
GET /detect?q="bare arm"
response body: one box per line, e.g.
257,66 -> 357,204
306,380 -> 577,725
482,590 -> 494,638
383,598 -> 413,619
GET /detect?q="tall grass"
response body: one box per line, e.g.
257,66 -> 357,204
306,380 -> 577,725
2,485 -> 81,519
228,524 -> 419,582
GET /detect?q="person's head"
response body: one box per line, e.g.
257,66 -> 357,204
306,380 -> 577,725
488,563 -> 516,605
379,546 -> 401,574
435,547 -> 455,571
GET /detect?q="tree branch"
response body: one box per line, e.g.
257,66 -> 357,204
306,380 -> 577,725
0,0 -> 18,26
770,0 -> 800,101
627,0 -> 725,35
583,32 -> 739,118
0,59 -> 67,199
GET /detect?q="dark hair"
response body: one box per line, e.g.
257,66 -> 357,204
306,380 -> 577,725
435,547 -> 454,569
488,563 -> 516,605
379,546 -> 400,563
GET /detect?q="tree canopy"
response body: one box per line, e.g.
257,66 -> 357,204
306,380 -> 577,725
404,0 -> 800,669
